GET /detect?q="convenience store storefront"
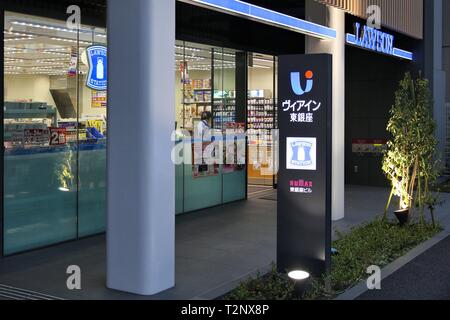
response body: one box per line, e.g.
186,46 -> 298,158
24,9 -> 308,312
0,0 -> 309,258
0,3 -> 283,256
0,0 -> 434,296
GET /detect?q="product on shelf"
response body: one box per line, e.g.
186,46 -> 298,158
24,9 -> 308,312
247,98 -> 276,145
3,102 -> 57,148
180,78 -> 213,130
213,98 -> 236,129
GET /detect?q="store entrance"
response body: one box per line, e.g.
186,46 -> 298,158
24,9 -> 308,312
247,53 -> 277,196
174,42 -> 278,212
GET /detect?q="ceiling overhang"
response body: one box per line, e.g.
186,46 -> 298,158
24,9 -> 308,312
179,0 -> 337,40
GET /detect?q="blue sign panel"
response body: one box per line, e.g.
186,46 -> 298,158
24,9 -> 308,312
190,0 -> 337,40
86,45 -> 107,91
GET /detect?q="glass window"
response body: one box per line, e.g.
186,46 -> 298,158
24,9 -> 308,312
77,24 -> 107,237
175,42 -> 247,214
3,12 -> 107,254
178,42 -> 223,212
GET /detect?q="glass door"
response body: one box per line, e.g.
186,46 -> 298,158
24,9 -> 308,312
247,53 -> 277,188
174,42 -> 246,214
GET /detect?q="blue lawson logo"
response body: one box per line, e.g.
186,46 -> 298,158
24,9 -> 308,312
86,45 -> 107,91
290,70 -> 314,96
291,141 -> 313,167
286,137 -> 317,171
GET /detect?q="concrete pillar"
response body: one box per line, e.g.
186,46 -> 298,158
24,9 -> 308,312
107,0 -> 176,295
433,0 -> 446,158
305,0 -> 346,221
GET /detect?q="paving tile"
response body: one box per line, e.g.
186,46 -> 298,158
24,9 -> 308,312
2,186 -> 449,300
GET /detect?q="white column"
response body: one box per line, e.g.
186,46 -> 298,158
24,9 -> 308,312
329,7 -> 346,222
305,1 -> 345,221
107,0 -> 176,295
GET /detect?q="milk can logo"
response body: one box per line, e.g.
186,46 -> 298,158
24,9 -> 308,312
290,70 -> 314,96
286,137 -> 317,171
86,45 -> 107,91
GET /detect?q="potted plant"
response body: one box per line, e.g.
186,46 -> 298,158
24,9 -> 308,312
382,73 -> 439,226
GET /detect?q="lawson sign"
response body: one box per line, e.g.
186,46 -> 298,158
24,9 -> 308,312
86,45 -> 107,91
346,22 -> 413,61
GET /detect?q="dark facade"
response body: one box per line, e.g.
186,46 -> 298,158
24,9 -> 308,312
176,1 -> 306,55
345,15 -> 425,186
0,0 -> 105,25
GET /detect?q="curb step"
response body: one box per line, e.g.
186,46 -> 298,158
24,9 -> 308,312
0,284 -> 64,301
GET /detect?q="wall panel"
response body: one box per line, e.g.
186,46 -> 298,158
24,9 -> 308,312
315,0 -> 423,39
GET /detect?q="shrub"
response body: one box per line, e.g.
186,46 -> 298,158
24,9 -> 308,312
223,219 -> 441,300
224,264 -> 297,300
382,73 -> 440,225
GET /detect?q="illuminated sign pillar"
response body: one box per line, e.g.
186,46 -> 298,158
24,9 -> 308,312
107,0 -> 176,295
277,54 -> 332,277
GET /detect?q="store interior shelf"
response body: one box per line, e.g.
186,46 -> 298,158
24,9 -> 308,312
4,109 -> 57,119
184,101 -> 212,104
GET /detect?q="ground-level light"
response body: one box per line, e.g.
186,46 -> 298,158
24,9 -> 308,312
288,270 -> 310,281
288,270 -> 311,299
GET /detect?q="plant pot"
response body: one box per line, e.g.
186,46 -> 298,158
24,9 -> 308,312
394,208 -> 410,226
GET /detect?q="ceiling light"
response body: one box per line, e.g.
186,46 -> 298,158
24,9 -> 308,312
10,20 -> 106,38
50,37 -> 91,45
4,30 -> 34,37
253,57 -> 274,63
4,37 -> 34,42
4,58 -> 24,63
